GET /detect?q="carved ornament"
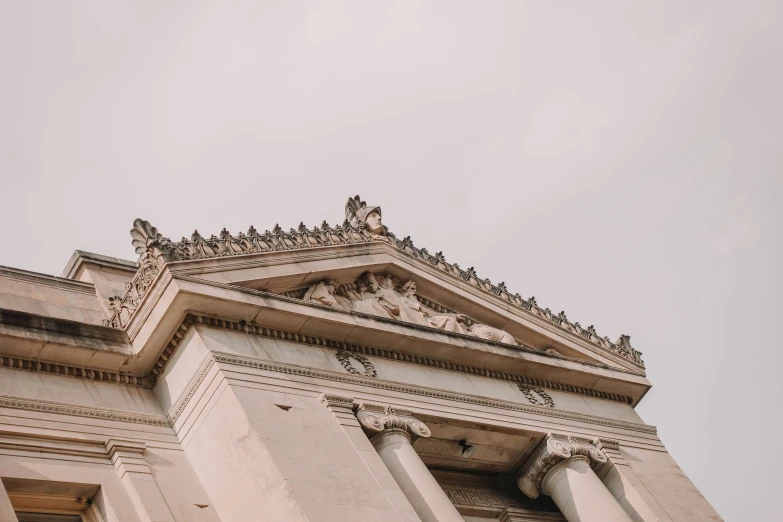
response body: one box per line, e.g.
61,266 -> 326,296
301,272 -> 517,345
335,350 -> 377,377
516,434 -> 608,499
518,385 -> 555,408
110,196 -> 643,366
354,402 -> 432,440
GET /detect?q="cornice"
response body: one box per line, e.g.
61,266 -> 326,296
111,212 -> 644,367
0,395 -> 169,426
162,313 -> 634,404
195,351 -> 656,434
0,352 -> 149,387
0,265 -> 96,295
0,308 -> 130,344
61,249 -> 137,279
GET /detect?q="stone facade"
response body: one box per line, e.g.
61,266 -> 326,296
0,195 -> 721,521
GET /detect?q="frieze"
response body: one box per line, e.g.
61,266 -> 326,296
174,313 -> 634,404
111,194 -> 643,366
204,351 -> 657,434
300,273 -> 516,344
446,488 -> 519,509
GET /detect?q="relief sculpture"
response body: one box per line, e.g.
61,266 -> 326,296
301,271 -> 518,345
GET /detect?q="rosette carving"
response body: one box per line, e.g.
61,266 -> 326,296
516,433 -> 607,499
354,402 -> 431,440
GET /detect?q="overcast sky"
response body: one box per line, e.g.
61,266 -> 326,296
1,2 -> 781,520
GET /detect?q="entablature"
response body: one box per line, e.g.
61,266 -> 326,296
124,272 -> 650,403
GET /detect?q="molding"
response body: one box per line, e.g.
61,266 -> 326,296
354,401 -> 431,439
0,431 -> 108,460
516,433 -> 608,499
170,313 -> 634,404
0,265 -> 96,295
0,352 -> 149,387
320,393 -> 355,409
117,210 -> 644,367
0,395 -> 170,427
0,308 -> 130,344
62,249 -> 137,279
205,351 -> 657,434
167,354 -> 216,425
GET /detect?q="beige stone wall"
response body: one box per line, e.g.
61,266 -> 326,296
193,325 -> 644,426
622,447 -> 722,522
0,267 -> 106,324
182,379 -> 421,521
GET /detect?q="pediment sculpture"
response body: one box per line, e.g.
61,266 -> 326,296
109,194 -> 642,367
301,272 -> 517,345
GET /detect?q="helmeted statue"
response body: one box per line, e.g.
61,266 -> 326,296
345,195 -> 387,236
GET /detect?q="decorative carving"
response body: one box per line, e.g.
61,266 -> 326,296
518,385 -> 555,408
445,488 -> 518,508
103,219 -> 171,328
354,402 -> 431,439
320,393 -> 355,408
0,395 -> 169,426
109,196 -> 644,367
516,434 -> 608,499
300,272 -> 518,345
0,354 -> 151,387
345,195 -> 387,236
335,350 -> 377,377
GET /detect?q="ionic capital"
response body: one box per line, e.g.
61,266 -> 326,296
354,402 -> 432,440
516,433 -> 607,499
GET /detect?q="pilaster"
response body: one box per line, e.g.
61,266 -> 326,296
106,439 -> 175,522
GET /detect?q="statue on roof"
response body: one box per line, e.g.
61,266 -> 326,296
345,195 -> 387,236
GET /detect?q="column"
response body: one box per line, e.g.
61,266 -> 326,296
355,402 -> 463,522
516,434 -> 632,522
106,439 -> 175,522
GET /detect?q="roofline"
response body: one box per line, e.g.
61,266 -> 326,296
61,250 -> 137,280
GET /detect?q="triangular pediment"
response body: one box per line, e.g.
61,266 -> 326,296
166,248 -> 638,373
108,196 -> 644,374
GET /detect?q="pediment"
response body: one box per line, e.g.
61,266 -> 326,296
222,259 -> 637,373
106,196 -> 644,374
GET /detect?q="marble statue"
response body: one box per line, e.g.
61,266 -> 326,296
345,195 -> 386,236
299,272 -> 517,345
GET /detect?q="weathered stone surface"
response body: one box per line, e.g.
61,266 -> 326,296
0,194 -> 720,521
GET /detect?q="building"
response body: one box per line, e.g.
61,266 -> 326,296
0,195 -> 722,522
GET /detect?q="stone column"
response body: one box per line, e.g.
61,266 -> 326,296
516,434 -> 632,522
355,402 -> 463,522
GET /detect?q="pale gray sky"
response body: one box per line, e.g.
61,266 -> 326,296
1,2 -> 781,520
